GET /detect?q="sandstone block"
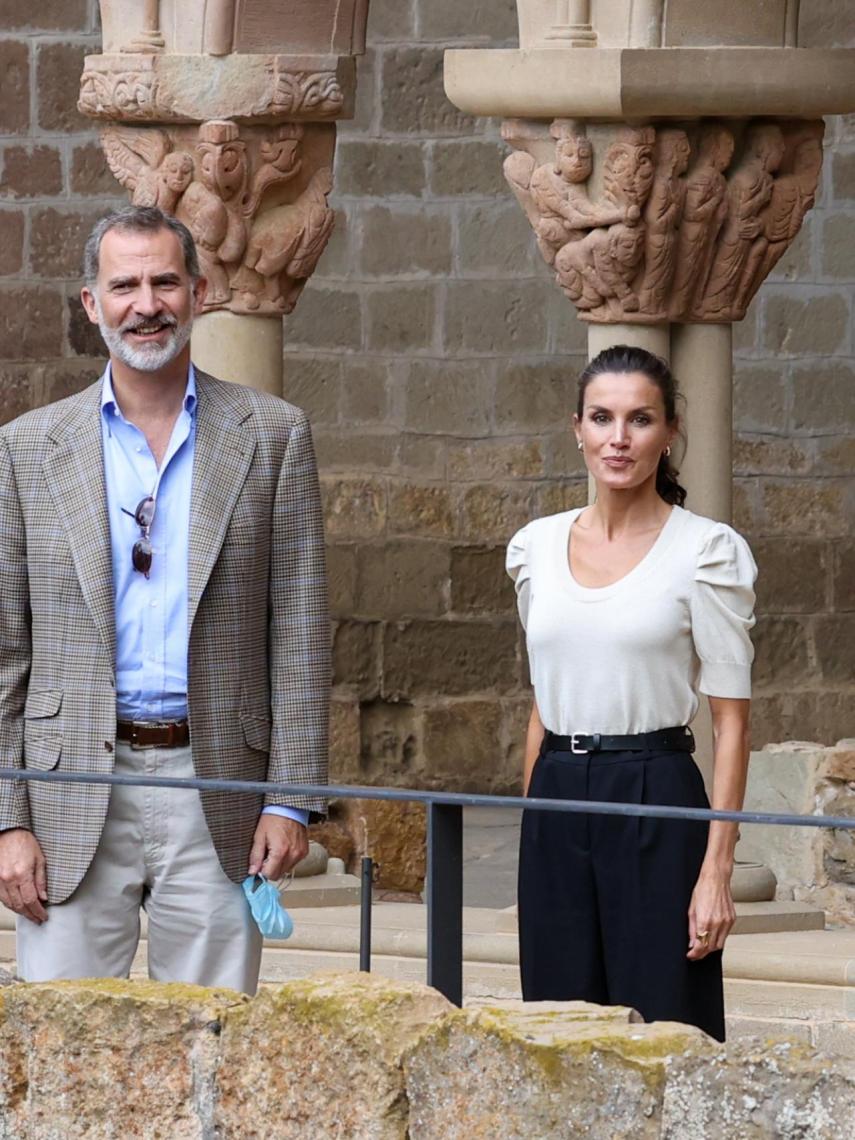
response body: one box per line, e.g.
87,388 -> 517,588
0,979 -> 246,1139
284,285 -> 362,350
734,435 -> 812,476
823,784 -> 855,889
0,145 -> 62,199
799,0 -> 855,47
329,695 -> 361,782
282,355 -> 342,424
458,483 -> 534,543
749,690 -> 853,751
814,614 -> 855,682
822,213 -> 855,279
31,207 -> 103,280
36,42 -> 90,133
419,0 -> 518,41
0,365 -> 34,427
493,359 -> 576,433
381,48 -> 477,136
335,795 -> 426,891
365,284 -> 437,352
446,439 -> 545,481
450,546 -> 512,615
0,42 -> 29,135
215,974 -> 451,1139
831,149 -> 855,202
751,537 -> 829,613
70,142 -> 124,196
321,476 -> 386,540
366,0 -> 416,41
340,46 -> 376,138
340,358 -> 391,424
422,699 -> 504,790
402,359 -> 492,436
456,201 -> 539,276
751,615 -> 812,688
314,430 -> 398,473
814,435 -> 855,475
332,619 -> 381,698
763,292 -> 849,356
731,293 -> 760,355
362,206 -> 452,277
792,361 -> 855,433
1,0 -> 88,30
355,540 -> 449,619
397,435 -> 446,479
36,358 -> 100,407
444,281 -> 550,355
832,539 -> 855,610
336,140 -> 427,198
312,207 -> 353,280
429,140 -> 508,198
307,817 -> 355,865
762,480 -> 850,538
326,543 -> 358,615
382,620 -> 518,698
0,287 -> 63,360
0,211 -> 25,278
404,1003 -> 704,1140
733,363 -> 789,434
67,293 -> 106,357
388,483 -> 453,539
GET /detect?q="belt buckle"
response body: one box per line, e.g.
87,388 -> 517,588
570,733 -> 586,755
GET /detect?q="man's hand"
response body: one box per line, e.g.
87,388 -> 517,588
247,816 -> 308,881
0,829 -> 48,924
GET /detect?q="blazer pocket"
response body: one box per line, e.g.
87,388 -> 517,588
23,734 -> 62,772
241,714 -> 271,754
24,689 -> 63,719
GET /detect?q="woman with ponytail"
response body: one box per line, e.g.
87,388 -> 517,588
506,345 -> 756,1041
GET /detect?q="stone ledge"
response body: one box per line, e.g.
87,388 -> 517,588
444,48 -> 855,119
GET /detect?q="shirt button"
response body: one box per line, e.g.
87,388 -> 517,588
151,600 -> 158,608
135,445 -> 143,452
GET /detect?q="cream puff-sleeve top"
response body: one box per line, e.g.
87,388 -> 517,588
505,506 -> 757,735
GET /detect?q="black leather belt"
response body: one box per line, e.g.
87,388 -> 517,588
117,720 -> 190,749
545,726 -> 695,755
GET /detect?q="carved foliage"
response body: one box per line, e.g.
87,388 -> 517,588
101,119 -> 336,316
504,117 -> 824,323
79,65 -> 162,120
267,66 -> 345,117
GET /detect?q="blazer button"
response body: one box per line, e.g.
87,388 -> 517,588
105,741 -> 114,753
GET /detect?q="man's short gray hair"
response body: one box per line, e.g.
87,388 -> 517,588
83,206 -> 200,287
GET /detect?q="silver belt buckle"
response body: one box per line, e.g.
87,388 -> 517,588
570,733 -> 586,755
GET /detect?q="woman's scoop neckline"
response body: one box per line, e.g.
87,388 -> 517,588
561,504 -> 683,601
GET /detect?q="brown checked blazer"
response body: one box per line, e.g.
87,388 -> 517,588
0,370 -> 330,903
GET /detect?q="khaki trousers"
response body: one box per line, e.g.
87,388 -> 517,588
17,742 -> 262,993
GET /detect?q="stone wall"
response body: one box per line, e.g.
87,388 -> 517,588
1,973 -> 854,1138
0,1 -> 853,793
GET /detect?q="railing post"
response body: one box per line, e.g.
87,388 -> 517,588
359,856 -> 373,972
426,802 -> 463,1006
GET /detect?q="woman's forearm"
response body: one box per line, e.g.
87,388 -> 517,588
702,696 -> 752,872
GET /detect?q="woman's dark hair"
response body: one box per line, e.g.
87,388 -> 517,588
576,344 -> 687,507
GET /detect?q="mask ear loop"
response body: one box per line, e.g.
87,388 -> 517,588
279,870 -> 295,892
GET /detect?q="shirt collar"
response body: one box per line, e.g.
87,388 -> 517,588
100,362 -> 198,428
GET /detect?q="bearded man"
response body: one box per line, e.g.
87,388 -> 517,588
0,206 -> 329,992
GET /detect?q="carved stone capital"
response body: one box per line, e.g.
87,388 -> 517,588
78,53 -> 356,124
504,116 -> 824,324
100,119 -> 336,317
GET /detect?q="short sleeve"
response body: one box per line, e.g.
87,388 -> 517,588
506,524 -> 531,630
690,524 -> 757,698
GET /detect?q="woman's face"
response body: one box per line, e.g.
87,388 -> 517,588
573,371 -> 675,493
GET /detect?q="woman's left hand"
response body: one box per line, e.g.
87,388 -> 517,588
687,864 -> 736,960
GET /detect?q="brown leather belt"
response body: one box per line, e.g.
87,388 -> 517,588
116,720 -> 190,749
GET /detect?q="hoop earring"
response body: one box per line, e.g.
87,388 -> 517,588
664,445 -> 671,458
577,440 -> 584,451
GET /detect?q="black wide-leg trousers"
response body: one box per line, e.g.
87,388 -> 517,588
518,738 -> 725,1042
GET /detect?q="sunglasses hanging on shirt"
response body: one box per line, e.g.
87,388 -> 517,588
121,495 -> 156,578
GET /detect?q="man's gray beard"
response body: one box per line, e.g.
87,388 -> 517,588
95,299 -> 193,373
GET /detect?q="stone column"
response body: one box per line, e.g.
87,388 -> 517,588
79,0 -> 370,399
444,0 -> 855,921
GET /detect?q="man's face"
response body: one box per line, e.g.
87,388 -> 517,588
81,226 -> 206,374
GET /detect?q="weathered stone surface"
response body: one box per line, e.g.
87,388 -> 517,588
450,546 -> 511,615
791,361 -> 855,433
285,285 -> 362,349
307,817 -> 355,865
31,207 -> 103,280
67,293 -> 107,357
404,1003 -> 702,1140
422,700 -> 505,791
823,784 -> 855,887
356,540 -> 449,619
446,439 -> 545,481
429,139 -> 508,197
0,41 -> 30,136
0,979 -> 246,1139
0,211 -> 25,277
763,292 -> 849,356
329,694 -> 360,781
734,435 -> 812,476
365,284 -> 437,352
0,365 -> 33,427
321,476 -> 386,540
0,287 -> 63,360
381,48 -> 477,136
751,537 -> 829,613
315,430 -> 398,473
832,539 -> 855,610
340,358 -> 390,424
1,0 -> 88,31
332,619 -> 381,698
283,355 -> 343,424
419,0 -> 518,42
458,484 -> 534,543
402,360 -> 492,436
733,363 -> 788,434
457,201 -> 539,276
335,796 -> 426,892
388,483 -> 453,538
493,360 -> 575,433
362,207 -> 452,277
327,542 -> 357,615
358,699 -> 421,785
814,615 -> 855,682
216,974 -> 451,1139
822,213 -> 855,279
37,42 -> 90,133
831,149 -> 855,202
336,140 -> 427,197
762,480 -> 850,538
444,280 -> 550,354
383,620 -> 518,699
752,615 -> 812,687
0,145 -> 63,199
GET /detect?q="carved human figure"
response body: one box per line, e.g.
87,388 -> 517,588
554,221 -> 645,316
504,123 -> 628,265
637,129 -> 690,317
734,124 -> 824,314
668,124 -> 735,320
601,126 -> 657,215
101,127 -> 194,213
176,120 -> 249,305
240,168 -> 336,311
699,122 -> 786,320
242,125 -> 304,218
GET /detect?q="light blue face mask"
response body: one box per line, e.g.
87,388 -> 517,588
241,873 -> 294,939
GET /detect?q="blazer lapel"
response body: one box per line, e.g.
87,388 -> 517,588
42,382 -> 116,669
188,373 -> 256,633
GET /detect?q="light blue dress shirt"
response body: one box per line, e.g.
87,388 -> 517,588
100,364 -> 307,827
